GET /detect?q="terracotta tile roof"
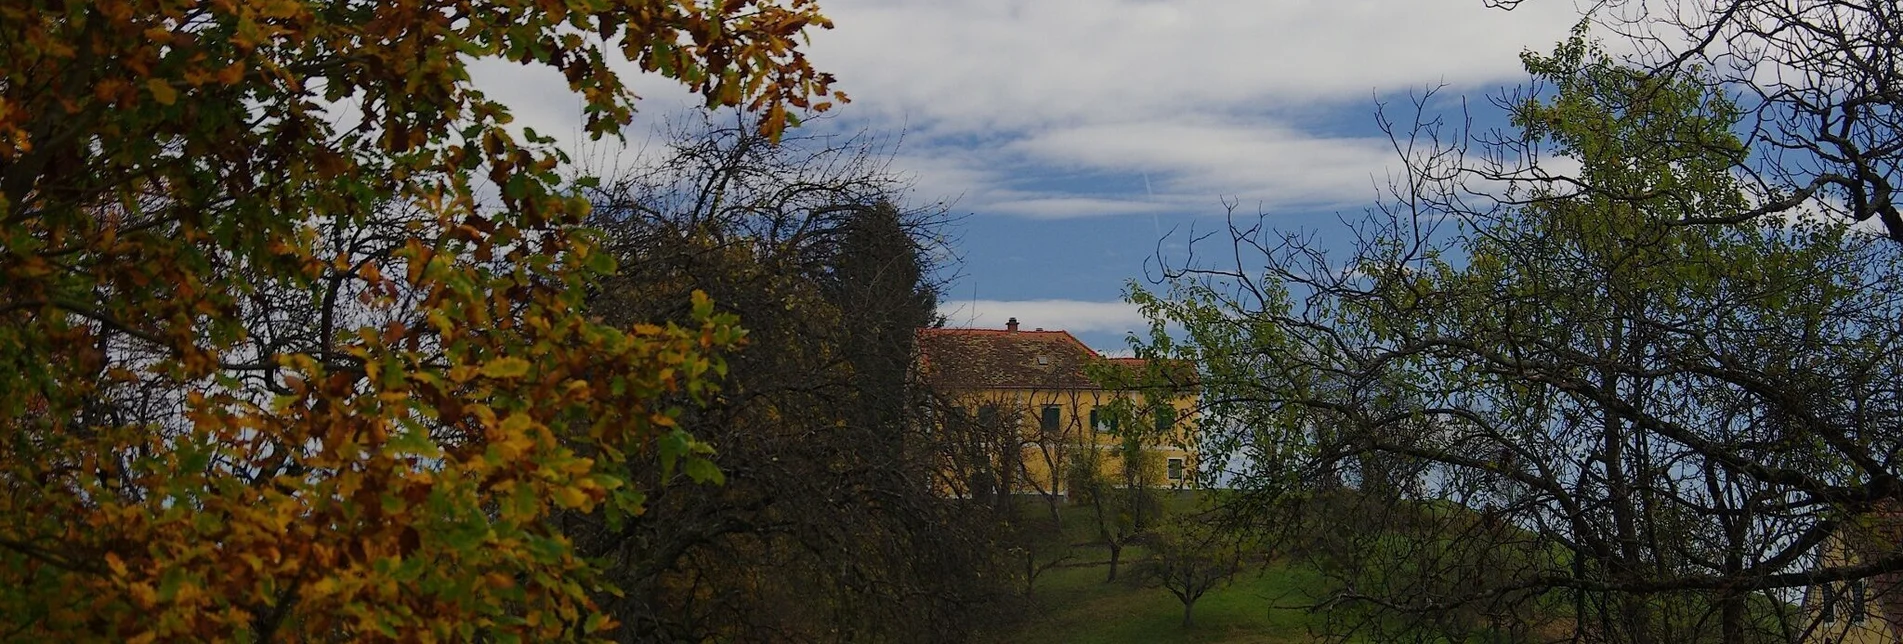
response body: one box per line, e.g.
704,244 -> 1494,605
1108,356 -> 1200,389
916,327 -> 1106,390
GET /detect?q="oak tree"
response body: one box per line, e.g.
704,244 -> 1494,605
0,0 -> 839,640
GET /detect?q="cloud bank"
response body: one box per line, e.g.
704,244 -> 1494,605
936,299 -> 1150,335
800,0 -> 1585,218
469,1 -> 1587,221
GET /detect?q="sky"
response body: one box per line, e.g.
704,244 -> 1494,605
471,0 -> 1590,353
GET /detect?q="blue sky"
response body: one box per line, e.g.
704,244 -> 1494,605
472,0 -> 1588,353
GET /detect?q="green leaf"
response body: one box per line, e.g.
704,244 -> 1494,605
683,457 -> 724,485
585,611 -> 612,633
480,357 -> 532,379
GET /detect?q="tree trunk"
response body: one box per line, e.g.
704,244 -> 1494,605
1720,590 -> 1744,644
1106,542 -> 1121,582
1602,318 -> 1656,644
1023,551 -> 1038,597
1182,599 -> 1195,627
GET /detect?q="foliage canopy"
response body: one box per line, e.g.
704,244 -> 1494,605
1132,29 -> 1903,643
0,0 -> 840,640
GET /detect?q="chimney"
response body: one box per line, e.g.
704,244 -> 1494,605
1006,317 -> 1019,332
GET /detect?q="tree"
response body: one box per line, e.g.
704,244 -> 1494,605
1132,513 -> 1243,628
572,118 -> 1013,642
1493,0 -> 1903,243
830,199 -> 941,456
1132,33 -> 1903,643
930,394 -> 1028,513
1068,432 -> 1160,583
1021,387 -> 1093,528
0,1 -> 839,640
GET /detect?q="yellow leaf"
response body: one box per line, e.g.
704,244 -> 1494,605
480,357 -> 532,379
104,552 -> 127,577
307,577 -> 339,596
495,414 -> 537,460
146,79 -> 176,105
258,0 -> 302,19
128,583 -> 157,609
552,486 -> 588,509
499,412 -> 535,435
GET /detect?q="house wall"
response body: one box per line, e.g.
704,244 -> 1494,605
941,386 -> 1197,496
1802,531 -> 1903,643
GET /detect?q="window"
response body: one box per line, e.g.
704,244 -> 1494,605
976,405 -> 999,428
1820,582 -> 1837,623
1819,580 -> 1867,624
1090,408 -> 1118,433
1167,457 -> 1185,481
1851,579 -> 1868,624
1154,406 -> 1175,435
1040,405 -> 1060,434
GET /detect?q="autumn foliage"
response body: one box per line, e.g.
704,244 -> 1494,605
0,0 -> 840,640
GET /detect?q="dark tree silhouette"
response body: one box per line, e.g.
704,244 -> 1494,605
571,116 -> 1011,643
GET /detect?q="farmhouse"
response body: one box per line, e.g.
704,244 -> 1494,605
916,318 -> 1198,499
1802,508 -> 1903,642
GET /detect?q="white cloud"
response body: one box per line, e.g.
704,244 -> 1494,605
986,196 -> 1181,219
463,1 -> 1588,219
808,0 -> 1583,131
800,0 -> 1582,217
1009,120 -> 1394,209
936,299 -> 1152,336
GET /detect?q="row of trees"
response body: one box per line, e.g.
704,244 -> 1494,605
1131,2 -> 1903,641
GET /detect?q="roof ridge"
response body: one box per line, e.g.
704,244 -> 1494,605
919,326 -> 1098,356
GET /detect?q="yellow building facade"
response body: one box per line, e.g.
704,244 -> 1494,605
917,319 -> 1198,499
1802,515 -> 1903,643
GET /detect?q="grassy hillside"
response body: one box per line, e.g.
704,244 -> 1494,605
992,491 -> 1805,644
983,493 -> 1335,643
1004,560 -> 1331,643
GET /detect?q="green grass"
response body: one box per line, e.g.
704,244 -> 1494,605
1004,561 -> 1331,643
995,491 -> 1790,643
985,494 -> 1336,643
